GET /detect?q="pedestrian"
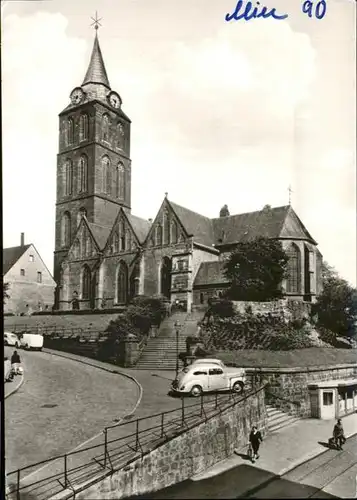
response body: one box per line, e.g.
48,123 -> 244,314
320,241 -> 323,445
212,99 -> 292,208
196,321 -> 202,338
249,425 -> 263,463
11,350 -> 21,375
333,418 -> 346,450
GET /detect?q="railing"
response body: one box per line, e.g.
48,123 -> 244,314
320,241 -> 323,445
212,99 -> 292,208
6,383 -> 263,500
265,387 -> 301,416
9,325 -> 87,337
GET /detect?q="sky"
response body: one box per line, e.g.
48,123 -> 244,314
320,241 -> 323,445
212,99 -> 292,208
2,0 -> 356,286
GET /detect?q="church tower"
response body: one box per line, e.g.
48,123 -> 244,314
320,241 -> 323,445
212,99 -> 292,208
53,25 -> 132,301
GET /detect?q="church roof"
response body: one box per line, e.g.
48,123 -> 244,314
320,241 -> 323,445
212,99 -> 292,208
168,201 -> 215,247
87,222 -> 111,250
3,245 -> 31,275
212,205 -> 295,246
125,211 -> 151,244
194,261 -> 230,287
82,32 -> 110,89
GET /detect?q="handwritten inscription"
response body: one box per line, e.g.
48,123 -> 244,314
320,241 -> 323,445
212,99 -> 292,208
225,0 -> 327,22
225,1 -> 288,21
302,0 -> 327,19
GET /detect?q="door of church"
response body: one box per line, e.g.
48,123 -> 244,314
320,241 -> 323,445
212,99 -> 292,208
160,257 -> 172,299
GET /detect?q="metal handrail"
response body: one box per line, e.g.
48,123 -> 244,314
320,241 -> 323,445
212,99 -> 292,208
265,388 -> 301,407
6,384 -> 265,499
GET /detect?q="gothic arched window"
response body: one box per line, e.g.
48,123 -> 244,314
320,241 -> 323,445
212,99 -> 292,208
61,212 -> 71,247
77,207 -> 87,226
65,159 -> 73,196
116,163 -> 125,199
81,265 -> 91,299
79,114 -> 89,141
101,156 -> 110,194
78,155 -> 88,193
66,118 -> 74,145
126,230 -> 132,250
113,232 -> 119,253
117,123 -> 124,149
102,114 -> 110,142
119,221 -> 126,251
164,212 -> 170,245
155,224 -> 163,246
86,237 -> 92,256
116,261 -> 128,304
73,239 -> 80,259
171,220 -> 178,244
286,243 -> 301,294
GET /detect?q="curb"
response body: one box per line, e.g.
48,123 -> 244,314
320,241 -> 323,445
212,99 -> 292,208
4,374 -> 24,400
278,429 -> 357,477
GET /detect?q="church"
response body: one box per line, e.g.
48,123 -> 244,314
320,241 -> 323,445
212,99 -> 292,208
54,28 -> 323,312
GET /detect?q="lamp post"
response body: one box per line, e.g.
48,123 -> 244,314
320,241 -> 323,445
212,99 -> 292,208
174,320 -> 181,378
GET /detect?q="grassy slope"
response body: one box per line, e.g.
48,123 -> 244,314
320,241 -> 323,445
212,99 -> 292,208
216,347 -> 357,368
4,313 -> 121,333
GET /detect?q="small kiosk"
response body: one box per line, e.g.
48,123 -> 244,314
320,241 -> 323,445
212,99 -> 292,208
308,379 -> 357,420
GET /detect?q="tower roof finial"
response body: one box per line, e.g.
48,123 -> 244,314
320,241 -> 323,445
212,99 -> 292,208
288,185 -> 293,206
90,11 -> 102,31
82,13 -> 110,89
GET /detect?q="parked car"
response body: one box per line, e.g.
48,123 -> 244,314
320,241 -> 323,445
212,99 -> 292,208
171,362 -> 246,397
4,332 -> 20,348
190,358 -> 225,368
19,333 -> 43,351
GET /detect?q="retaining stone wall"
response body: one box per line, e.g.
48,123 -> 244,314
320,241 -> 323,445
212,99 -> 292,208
249,364 -> 357,417
232,299 -> 312,321
75,388 -> 266,500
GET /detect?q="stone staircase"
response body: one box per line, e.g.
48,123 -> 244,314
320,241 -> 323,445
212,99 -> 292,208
266,404 -> 300,433
135,310 -> 205,370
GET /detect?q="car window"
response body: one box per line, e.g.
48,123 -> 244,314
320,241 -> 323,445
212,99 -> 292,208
193,371 -> 207,376
209,368 -> 224,375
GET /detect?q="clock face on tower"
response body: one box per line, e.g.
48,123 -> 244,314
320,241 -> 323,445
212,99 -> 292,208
108,91 -> 122,109
70,87 -> 84,105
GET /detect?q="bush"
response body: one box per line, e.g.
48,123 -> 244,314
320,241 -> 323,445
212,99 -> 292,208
126,304 -> 152,335
130,295 -> 166,326
98,315 -> 141,362
210,299 -> 235,318
202,312 -> 314,351
316,327 -> 337,346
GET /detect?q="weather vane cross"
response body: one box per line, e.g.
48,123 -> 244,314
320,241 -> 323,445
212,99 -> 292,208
288,185 -> 293,205
91,11 -> 102,31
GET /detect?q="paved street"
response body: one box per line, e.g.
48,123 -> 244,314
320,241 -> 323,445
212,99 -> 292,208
133,434 -> 356,499
4,348 -> 140,472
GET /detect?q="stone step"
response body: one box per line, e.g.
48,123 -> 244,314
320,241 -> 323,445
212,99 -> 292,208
268,416 -> 300,433
267,412 -> 295,426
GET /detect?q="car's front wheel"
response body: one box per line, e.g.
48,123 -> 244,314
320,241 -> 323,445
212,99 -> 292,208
190,385 -> 203,397
4,341 -> 8,346
232,381 -> 244,394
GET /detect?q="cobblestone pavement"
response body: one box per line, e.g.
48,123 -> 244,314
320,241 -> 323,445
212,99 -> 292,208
5,349 -> 140,473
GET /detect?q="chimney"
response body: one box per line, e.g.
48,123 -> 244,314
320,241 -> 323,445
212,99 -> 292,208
21,232 -> 25,246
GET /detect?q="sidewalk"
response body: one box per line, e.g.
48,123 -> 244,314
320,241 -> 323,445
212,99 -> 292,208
193,411 -> 357,481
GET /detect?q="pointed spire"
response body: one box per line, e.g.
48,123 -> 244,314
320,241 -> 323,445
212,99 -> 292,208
82,31 -> 110,89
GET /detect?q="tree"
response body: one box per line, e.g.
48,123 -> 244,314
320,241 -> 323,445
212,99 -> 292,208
3,281 -> 10,303
313,262 -> 357,337
224,237 -> 289,301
